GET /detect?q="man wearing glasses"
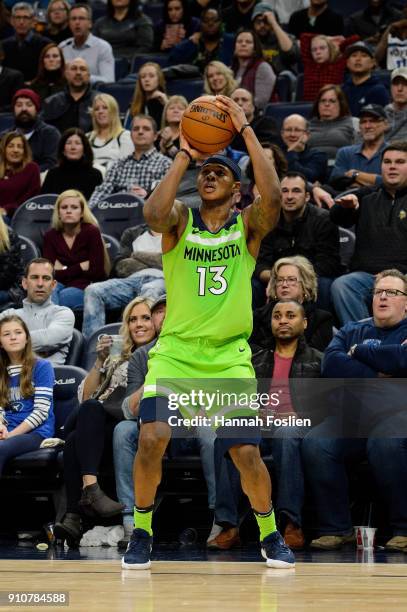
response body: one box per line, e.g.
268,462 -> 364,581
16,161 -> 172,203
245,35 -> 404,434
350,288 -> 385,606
330,141 -> 407,324
302,268 -> 407,551
280,114 -> 328,183
2,2 -> 51,82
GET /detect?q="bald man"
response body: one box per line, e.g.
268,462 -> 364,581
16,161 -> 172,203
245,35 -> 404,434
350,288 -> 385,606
280,114 -> 328,183
230,88 -> 279,152
42,57 -> 97,133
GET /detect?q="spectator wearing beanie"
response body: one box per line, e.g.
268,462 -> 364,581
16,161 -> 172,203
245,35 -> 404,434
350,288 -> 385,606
2,88 -> 60,172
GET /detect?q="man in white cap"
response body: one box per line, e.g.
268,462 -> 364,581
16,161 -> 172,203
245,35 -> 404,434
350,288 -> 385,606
385,67 -> 407,141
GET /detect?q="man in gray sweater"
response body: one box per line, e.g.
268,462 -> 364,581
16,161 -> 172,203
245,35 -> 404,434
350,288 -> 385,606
1,258 -> 74,364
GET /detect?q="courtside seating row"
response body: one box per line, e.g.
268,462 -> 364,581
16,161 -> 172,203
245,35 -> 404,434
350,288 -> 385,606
0,362 -> 377,534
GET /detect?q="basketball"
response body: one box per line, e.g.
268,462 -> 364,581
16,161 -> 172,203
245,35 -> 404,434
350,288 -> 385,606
181,95 -> 237,154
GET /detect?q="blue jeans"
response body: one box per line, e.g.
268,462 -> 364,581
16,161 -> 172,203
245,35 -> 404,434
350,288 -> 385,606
270,425 -> 307,527
52,283 -> 84,309
302,415 -> 407,536
331,272 -> 374,325
0,432 -> 43,475
82,270 -> 165,339
113,419 -> 216,522
113,420 -> 140,520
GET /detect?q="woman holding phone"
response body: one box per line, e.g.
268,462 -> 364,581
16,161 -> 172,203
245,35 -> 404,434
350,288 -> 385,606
54,296 -> 156,546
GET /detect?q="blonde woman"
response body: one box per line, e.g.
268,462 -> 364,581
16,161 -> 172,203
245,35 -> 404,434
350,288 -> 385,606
300,33 -> 359,101
0,215 -> 24,307
0,132 -> 40,221
158,95 -> 188,158
43,190 -> 110,309
54,296 -> 156,547
251,256 -> 334,352
204,61 -> 237,97
87,94 -> 134,168
128,62 -> 168,128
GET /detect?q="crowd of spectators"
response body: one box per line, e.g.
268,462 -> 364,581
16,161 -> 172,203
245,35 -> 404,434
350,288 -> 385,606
1,0 -> 407,555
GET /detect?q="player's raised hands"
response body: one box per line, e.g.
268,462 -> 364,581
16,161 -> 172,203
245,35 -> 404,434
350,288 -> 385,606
214,95 -> 248,133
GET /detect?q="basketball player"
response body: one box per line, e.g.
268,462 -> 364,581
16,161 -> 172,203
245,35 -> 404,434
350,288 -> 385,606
122,95 -> 295,570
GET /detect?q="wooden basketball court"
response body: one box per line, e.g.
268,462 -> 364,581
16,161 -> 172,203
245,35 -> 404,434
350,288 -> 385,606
1,559 -> 406,611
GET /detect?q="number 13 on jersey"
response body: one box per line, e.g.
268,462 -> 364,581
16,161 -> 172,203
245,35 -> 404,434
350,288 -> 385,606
196,266 -> 228,296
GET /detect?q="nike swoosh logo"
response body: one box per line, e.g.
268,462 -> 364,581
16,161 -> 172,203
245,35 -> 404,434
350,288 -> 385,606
192,229 -> 200,234
239,347 -> 245,352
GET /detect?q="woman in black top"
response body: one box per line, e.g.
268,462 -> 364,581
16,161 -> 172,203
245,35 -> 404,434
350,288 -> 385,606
30,43 -> 67,101
41,128 -> 103,201
93,0 -> 154,58
155,0 -> 200,52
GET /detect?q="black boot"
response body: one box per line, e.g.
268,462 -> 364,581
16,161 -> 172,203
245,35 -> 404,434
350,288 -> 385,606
54,513 -> 82,548
79,483 -> 125,518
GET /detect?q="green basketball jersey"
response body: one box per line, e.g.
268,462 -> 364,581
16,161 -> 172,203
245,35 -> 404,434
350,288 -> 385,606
160,208 -> 255,342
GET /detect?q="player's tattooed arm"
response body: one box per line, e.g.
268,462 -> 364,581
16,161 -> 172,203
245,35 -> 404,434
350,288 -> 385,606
144,147 -> 191,235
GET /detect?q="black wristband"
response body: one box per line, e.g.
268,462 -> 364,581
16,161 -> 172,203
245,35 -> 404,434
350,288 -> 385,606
240,123 -> 251,135
178,148 -> 193,162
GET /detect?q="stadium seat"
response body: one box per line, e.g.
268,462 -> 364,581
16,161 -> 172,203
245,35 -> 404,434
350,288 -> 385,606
3,365 -> 87,474
131,53 -> 169,74
92,192 -> 144,240
339,226 -> 356,270
65,329 -> 85,367
11,194 -> 57,249
295,73 -> 304,101
264,102 -> 313,127
166,79 -> 204,101
115,57 -> 130,81
275,72 -> 295,102
0,113 -> 14,132
17,235 -> 41,266
102,233 -> 121,261
82,323 -> 121,371
95,83 -> 134,115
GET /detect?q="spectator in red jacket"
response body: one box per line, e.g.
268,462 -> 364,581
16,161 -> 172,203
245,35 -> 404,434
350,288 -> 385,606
0,131 -> 40,222
43,189 -> 110,309
300,33 -> 359,101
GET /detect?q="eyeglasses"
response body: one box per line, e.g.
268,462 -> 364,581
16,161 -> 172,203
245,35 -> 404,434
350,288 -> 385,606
373,289 -> 407,297
276,276 -> 300,286
319,98 -> 338,104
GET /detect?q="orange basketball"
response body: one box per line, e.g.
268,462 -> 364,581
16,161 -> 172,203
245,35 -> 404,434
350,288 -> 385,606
181,95 -> 236,154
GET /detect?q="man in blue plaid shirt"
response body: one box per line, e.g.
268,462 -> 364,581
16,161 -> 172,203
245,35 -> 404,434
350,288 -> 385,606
89,115 -> 172,208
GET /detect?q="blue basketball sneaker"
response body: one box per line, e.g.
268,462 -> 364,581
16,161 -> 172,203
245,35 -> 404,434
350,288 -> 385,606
261,531 -> 295,568
121,528 -> 153,570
